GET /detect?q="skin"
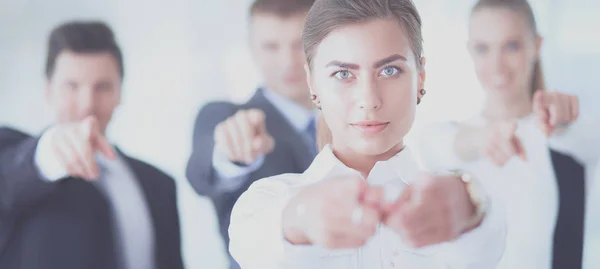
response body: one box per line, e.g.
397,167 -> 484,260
45,51 -> 119,180
214,12 -> 311,164
282,18 -> 477,250
454,7 -> 579,166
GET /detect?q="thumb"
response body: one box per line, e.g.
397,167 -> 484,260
384,184 -> 414,213
81,115 -> 99,138
246,109 -> 266,128
512,136 -> 527,161
253,134 -> 275,153
94,133 -> 116,160
499,121 -> 518,139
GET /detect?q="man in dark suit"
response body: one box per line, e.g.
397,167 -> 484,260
0,21 -> 184,269
186,0 -> 316,268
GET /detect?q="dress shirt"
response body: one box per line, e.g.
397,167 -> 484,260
228,144 -> 506,269
34,127 -> 156,269
418,113 -> 599,269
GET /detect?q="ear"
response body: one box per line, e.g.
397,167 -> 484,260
535,35 -> 543,57
417,57 -> 426,92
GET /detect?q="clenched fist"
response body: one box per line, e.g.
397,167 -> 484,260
383,172 -> 478,248
214,109 -> 275,165
477,121 -> 527,166
49,116 -> 116,180
533,91 -> 579,136
282,176 -> 384,249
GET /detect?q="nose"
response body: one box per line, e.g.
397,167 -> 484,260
355,78 -> 382,110
281,43 -> 304,69
77,86 -> 96,116
491,51 -> 508,74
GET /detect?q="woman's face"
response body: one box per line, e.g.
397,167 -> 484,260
468,7 -> 541,99
307,18 -> 425,156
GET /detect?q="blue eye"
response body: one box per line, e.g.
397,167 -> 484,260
380,66 -> 399,77
506,42 -> 520,51
475,44 -> 488,54
334,70 -> 353,80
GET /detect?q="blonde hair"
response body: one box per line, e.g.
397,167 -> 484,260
302,0 -> 424,149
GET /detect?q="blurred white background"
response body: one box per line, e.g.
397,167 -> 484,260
0,0 -> 598,268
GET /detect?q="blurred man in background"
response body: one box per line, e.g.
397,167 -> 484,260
186,0 -> 315,268
0,21 -> 183,269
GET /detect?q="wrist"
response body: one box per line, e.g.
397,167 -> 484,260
452,170 -> 488,233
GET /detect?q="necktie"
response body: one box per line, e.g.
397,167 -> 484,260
550,149 -> 585,269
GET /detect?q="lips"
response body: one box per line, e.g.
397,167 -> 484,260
350,121 -> 389,135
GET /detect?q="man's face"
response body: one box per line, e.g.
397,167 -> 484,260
46,51 -> 122,134
249,12 -> 308,102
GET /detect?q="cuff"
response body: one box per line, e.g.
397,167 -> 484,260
34,127 -> 68,182
212,146 -> 265,179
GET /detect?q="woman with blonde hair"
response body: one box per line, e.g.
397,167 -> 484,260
418,0 -> 599,268
228,0 -> 506,268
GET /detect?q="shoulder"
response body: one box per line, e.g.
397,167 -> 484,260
0,126 -> 31,141
241,173 -> 305,199
0,126 -> 34,149
125,156 -> 176,190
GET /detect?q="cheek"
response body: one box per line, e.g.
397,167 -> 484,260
472,56 -> 490,78
50,90 -> 77,119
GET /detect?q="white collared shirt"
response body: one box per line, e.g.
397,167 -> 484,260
228,145 -> 506,269
418,113 -> 600,269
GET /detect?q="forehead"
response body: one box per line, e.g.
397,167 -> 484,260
250,13 -> 305,42
469,8 -> 532,42
312,19 -> 414,67
52,51 -> 120,80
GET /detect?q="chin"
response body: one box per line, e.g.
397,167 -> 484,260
349,139 -> 397,156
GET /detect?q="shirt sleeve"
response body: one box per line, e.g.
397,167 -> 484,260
435,172 -> 507,269
228,176 -> 326,269
34,127 -> 68,182
211,145 -> 265,192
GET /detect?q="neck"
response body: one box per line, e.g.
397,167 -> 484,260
332,142 -> 405,179
482,90 -> 532,122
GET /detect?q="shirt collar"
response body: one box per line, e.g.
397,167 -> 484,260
302,144 -> 421,201
262,88 -> 316,132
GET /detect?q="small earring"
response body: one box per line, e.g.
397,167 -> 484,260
310,93 -> 321,110
417,89 -> 426,105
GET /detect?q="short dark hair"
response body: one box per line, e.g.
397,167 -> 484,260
250,0 -> 315,18
45,21 -> 124,79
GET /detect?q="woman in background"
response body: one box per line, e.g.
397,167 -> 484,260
228,0 -> 506,268
419,0 -> 599,268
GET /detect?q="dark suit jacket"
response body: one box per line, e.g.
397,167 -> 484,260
0,127 -> 184,269
186,89 -> 313,248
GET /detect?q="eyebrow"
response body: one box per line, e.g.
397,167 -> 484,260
372,54 -> 407,68
324,54 -> 407,70
325,61 -> 359,70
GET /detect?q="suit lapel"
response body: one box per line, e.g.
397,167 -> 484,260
247,89 -> 313,171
